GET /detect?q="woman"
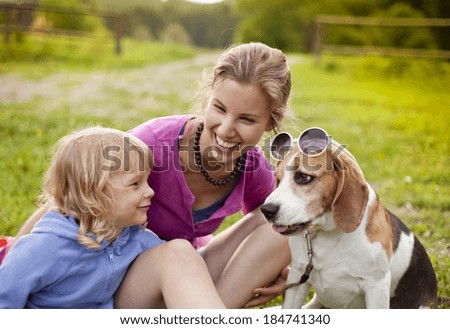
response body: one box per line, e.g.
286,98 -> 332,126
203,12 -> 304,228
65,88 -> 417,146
120,42 -> 292,308
12,42 -> 293,308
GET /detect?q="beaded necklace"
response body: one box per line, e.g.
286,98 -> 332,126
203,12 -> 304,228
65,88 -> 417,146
193,122 -> 245,186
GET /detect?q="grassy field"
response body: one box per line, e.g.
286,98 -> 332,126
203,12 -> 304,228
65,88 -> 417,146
1,34 -> 449,306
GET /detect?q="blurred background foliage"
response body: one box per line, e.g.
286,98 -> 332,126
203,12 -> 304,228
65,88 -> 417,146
0,0 -> 448,53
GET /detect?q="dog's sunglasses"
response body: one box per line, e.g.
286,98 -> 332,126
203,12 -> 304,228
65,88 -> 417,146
270,127 -> 330,160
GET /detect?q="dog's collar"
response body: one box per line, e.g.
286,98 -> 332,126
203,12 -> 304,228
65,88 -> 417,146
285,230 -> 314,291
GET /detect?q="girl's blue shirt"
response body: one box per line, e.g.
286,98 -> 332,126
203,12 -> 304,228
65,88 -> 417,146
0,210 -> 163,309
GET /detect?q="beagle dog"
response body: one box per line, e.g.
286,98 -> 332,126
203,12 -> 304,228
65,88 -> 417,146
261,129 -> 438,309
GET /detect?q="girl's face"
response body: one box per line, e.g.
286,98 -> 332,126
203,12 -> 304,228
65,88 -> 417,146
109,170 -> 154,231
202,79 -> 272,168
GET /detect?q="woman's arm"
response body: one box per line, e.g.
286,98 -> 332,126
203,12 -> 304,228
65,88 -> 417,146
243,267 -> 290,308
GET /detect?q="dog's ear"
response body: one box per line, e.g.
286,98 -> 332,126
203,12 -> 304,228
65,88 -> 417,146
331,147 -> 369,233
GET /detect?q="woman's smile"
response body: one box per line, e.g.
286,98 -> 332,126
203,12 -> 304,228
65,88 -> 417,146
215,134 -> 240,152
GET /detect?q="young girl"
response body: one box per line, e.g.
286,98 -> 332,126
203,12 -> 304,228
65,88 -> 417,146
0,127 -> 224,309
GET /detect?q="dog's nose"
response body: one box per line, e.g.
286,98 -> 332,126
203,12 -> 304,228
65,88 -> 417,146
261,203 -> 279,221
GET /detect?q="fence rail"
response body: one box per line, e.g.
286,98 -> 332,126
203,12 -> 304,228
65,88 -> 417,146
312,15 -> 450,63
0,3 -> 123,55
316,15 -> 450,27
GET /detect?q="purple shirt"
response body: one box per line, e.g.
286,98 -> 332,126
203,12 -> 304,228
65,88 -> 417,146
129,115 -> 275,248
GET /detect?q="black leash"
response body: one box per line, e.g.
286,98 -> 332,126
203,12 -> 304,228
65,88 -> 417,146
284,230 -> 314,291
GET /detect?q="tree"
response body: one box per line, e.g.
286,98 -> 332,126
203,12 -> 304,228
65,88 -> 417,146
234,0 -> 446,52
235,0 -> 305,51
102,0 -> 239,48
177,1 -> 238,48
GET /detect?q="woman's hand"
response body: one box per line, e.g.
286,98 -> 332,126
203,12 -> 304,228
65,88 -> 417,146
244,267 -> 290,308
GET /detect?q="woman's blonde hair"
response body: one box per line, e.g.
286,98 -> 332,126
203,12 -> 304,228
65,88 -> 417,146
40,127 -> 152,249
195,42 -> 293,131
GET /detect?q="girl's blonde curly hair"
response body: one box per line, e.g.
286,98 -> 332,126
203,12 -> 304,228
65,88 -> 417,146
40,127 -> 152,249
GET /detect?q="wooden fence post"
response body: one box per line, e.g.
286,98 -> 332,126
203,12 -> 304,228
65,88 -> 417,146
312,22 -> 325,66
114,15 -> 123,56
4,6 -> 12,46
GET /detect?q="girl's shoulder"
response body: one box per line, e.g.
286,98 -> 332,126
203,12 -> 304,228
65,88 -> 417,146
128,226 -> 165,250
20,211 -> 88,263
6,221 -> 82,276
34,211 -> 80,241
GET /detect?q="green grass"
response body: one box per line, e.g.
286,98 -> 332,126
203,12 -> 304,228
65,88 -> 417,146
0,33 -> 197,78
0,35 -> 448,306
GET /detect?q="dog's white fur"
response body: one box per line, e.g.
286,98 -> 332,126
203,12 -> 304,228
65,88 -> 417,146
262,141 -> 436,309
